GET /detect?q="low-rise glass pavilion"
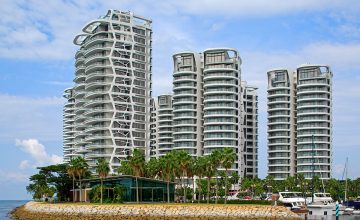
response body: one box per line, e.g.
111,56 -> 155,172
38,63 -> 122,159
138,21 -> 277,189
73,175 -> 175,203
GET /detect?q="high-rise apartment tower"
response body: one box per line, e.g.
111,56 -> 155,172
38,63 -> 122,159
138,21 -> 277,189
63,10 -> 152,173
267,64 -> 332,180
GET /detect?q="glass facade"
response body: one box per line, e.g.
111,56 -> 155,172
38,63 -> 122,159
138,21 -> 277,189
84,176 -> 175,202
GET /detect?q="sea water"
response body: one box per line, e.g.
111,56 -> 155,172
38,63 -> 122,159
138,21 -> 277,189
0,200 -> 28,220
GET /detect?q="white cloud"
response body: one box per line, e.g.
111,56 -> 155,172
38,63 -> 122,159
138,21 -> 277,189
1,0 -> 359,60
15,139 -> 63,167
19,160 -> 30,170
0,94 -> 64,142
0,170 -> 28,183
168,0 -> 360,16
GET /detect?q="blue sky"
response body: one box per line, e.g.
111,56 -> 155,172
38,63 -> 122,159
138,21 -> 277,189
1,0 -> 360,199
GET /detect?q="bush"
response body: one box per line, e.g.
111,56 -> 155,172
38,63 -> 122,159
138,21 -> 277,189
113,185 -> 126,203
89,185 -> 103,203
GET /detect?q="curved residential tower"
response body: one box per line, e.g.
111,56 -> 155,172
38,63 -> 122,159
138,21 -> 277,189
203,48 -> 244,175
64,10 -> 152,173
267,65 -> 332,180
172,52 -> 203,157
267,69 -> 297,180
63,88 -> 77,163
296,64 -> 332,179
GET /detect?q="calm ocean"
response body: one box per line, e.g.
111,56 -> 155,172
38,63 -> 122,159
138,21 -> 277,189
0,200 -> 28,220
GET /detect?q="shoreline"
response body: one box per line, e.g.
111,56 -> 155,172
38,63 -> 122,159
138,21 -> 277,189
10,201 -> 301,220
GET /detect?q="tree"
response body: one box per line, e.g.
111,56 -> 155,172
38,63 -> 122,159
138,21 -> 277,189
26,173 -> 51,200
177,150 -> 192,203
128,148 -> 145,203
73,157 -> 89,202
96,158 -> 110,204
211,150 -> 222,204
27,164 -> 73,201
296,174 -> 308,198
117,160 -> 133,175
186,157 -> 195,202
221,148 -> 236,204
145,157 -> 160,179
193,157 -> 206,203
203,154 -> 216,204
159,151 -> 177,203
67,159 -> 77,202
284,176 -> 297,191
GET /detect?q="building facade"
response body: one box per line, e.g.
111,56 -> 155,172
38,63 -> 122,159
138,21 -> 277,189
241,82 -> 259,178
267,65 -> 332,180
150,95 -> 173,158
172,52 -> 203,157
64,10 -> 152,173
150,49 -> 258,178
202,48 -> 244,175
296,65 -> 332,179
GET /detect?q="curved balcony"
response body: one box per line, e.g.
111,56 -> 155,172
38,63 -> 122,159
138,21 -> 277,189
203,81 -> 238,88
86,144 -> 114,150
86,153 -> 113,159
173,76 -> 196,83
84,34 -> 113,49
84,125 -> 109,133
203,105 -> 237,111
203,67 -> 237,73
83,97 -> 111,107
86,71 -> 112,82
84,45 -> 112,57
203,74 -> 237,81
204,89 -> 237,96
84,117 -> 112,125
75,57 -> 85,66
74,98 -> 86,107
84,89 -> 108,99
173,92 -> 196,98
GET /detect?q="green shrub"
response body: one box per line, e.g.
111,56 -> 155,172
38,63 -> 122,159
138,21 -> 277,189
89,185 -> 103,203
113,184 -> 126,203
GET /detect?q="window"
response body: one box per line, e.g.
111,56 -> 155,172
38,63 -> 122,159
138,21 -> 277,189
274,72 -> 285,81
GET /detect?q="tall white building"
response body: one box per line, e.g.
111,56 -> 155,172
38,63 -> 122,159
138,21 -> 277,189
150,95 -> 173,158
63,10 -> 152,173
267,65 -> 332,180
296,64 -> 332,179
150,49 -> 258,178
267,69 -> 297,180
63,88 -> 77,163
203,48 -> 244,175
172,52 -> 203,157
241,82 -> 259,178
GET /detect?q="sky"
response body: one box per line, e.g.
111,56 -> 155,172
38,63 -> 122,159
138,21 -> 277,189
0,0 -> 360,200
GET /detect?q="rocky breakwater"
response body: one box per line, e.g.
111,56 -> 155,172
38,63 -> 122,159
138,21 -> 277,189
10,201 -> 301,220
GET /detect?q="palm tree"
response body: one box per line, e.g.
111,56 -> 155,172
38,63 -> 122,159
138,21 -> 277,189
221,148 -> 236,204
193,156 -> 206,203
186,157 -> 195,202
159,151 -> 177,203
66,159 -> 77,202
96,158 -> 110,204
145,157 -> 160,179
211,150 -> 222,204
117,160 -> 133,175
73,157 -> 89,202
203,154 -> 216,204
177,150 -> 191,203
128,148 -> 145,203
